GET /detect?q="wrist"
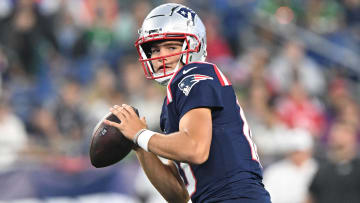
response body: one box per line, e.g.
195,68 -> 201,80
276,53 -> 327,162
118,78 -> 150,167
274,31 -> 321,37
133,129 -> 156,152
133,129 -> 146,144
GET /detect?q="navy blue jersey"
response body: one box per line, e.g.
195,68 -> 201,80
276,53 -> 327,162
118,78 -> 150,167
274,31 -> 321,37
160,62 -> 271,202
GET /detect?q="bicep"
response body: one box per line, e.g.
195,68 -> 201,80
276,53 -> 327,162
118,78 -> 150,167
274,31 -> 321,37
179,108 -> 212,161
146,107 -> 213,164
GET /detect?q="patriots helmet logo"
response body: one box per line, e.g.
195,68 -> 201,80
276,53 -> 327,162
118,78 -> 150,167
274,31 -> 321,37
178,74 -> 213,96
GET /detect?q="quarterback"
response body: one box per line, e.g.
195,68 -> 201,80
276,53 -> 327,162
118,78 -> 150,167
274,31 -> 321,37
105,3 -> 271,203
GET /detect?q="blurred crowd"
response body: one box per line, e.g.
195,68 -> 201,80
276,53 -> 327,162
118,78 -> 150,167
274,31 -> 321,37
0,0 -> 359,202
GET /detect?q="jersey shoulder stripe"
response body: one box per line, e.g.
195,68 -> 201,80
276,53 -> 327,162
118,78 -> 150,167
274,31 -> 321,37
166,62 -> 231,104
166,66 -> 183,104
212,64 -> 231,86
189,62 -> 231,86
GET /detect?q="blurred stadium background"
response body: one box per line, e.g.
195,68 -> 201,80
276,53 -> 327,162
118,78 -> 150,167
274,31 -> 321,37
0,0 -> 359,202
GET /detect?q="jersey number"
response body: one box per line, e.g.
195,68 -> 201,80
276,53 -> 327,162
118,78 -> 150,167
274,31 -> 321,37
238,100 -> 261,163
180,163 -> 196,196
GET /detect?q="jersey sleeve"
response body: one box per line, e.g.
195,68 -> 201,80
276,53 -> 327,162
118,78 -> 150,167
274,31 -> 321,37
173,68 -> 224,119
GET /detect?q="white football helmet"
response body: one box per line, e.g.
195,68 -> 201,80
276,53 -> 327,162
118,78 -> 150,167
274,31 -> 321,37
135,3 -> 207,85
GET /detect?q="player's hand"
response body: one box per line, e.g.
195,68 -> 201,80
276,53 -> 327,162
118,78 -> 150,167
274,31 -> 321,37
104,104 -> 147,141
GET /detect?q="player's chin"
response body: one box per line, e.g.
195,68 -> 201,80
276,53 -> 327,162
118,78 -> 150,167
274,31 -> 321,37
155,69 -> 165,74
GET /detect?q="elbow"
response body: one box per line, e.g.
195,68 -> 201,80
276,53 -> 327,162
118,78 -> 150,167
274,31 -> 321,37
187,145 -> 209,164
181,130 -> 211,164
163,182 -> 190,203
167,194 -> 189,203
191,154 -> 208,165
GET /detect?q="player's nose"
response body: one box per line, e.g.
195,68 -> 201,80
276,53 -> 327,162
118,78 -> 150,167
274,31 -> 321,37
159,47 -> 170,57
157,48 -> 168,61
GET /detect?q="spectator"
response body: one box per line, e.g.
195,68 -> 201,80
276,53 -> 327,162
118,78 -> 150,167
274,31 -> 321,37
114,0 -> 152,52
0,0 -> 58,76
120,57 -> 164,130
0,96 -> 28,171
230,46 -> 273,89
267,39 -> 326,96
85,63 -> 123,123
305,0 -> 344,34
307,121 -> 360,203
204,12 -> 233,63
341,0 -> 360,27
275,80 -> 326,138
28,105 -> 61,149
323,74 -> 360,142
51,79 -> 87,156
245,81 -> 290,165
263,128 -> 317,203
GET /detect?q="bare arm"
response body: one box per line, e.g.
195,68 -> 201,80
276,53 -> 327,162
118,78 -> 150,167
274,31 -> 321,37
105,104 -> 213,164
135,149 -> 189,202
148,107 -> 212,164
104,104 -> 212,201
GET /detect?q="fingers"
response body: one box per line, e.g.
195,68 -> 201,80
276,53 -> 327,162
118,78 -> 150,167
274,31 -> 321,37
105,104 -> 145,141
121,104 -> 133,117
103,119 -> 120,128
110,104 -> 138,122
110,105 -> 127,122
123,104 -> 138,117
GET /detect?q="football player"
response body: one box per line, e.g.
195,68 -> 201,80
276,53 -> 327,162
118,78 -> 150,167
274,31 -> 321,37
105,3 -> 271,203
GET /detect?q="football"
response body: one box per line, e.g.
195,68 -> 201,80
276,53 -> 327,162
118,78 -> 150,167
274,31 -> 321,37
90,107 -> 139,168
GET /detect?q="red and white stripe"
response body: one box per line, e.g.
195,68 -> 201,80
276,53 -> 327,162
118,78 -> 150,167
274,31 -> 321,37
193,62 -> 231,86
213,64 -> 231,86
166,67 -> 183,104
194,75 -> 213,81
167,62 -> 231,104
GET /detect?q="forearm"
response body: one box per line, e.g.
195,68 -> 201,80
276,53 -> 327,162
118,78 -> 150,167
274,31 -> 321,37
147,131 -> 207,164
147,108 -> 212,164
106,106 -> 212,164
135,148 -> 189,202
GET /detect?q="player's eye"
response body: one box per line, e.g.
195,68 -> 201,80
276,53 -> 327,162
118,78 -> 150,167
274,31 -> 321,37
151,48 -> 160,55
168,46 -> 180,51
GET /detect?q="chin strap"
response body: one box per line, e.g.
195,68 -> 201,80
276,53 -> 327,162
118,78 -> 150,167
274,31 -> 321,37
155,76 -> 171,86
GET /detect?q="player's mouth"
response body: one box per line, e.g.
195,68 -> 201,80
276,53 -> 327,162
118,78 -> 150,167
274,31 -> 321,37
157,65 -> 172,73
